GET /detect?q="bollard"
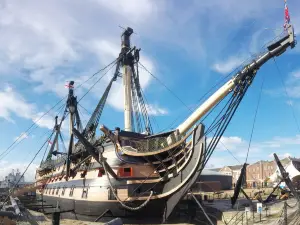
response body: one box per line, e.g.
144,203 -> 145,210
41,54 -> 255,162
242,213 -> 244,225
259,212 -> 261,222
52,211 -> 60,225
284,201 -> 287,225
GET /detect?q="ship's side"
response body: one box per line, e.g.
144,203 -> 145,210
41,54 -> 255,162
35,124 -> 206,220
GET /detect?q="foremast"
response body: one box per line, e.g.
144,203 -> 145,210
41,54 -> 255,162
65,81 -> 82,178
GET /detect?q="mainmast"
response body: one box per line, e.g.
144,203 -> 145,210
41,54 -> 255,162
121,27 -> 134,132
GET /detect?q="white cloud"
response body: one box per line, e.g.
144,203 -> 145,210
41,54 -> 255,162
265,135 -> 300,146
208,134 -> 300,163
146,104 -> 168,116
268,152 -> 291,159
93,0 -> 158,23
13,132 -> 29,143
212,56 -> 246,74
206,134 -> 299,168
0,85 -> 59,130
291,70 -> 300,79
265,68 -> 300,99
0,0 -> 169,116
208,136 -> 244,151
285,69 -> 300,98
1,0 -> 298,119
0,85 -> 35,123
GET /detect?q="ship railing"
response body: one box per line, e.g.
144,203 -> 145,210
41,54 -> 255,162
39,156 -> 66,171
121,129 -> 194,153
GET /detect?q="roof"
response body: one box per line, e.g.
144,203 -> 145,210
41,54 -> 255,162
281,157 -> 292,166
201,169 -> 232,176
209,168 -> 221,172
228,164 -> 244,171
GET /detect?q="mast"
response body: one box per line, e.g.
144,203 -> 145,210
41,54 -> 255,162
121,27 -> 134,131
175,25 -> 296,136
55,116 -> 59,153
66,80 -> 78,179
67,81 -> 76,148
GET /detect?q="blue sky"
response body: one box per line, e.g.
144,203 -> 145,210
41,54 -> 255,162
0,0 -> 300,181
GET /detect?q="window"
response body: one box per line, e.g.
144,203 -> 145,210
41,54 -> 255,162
52,187 -> 56,195
98,168 -> 105,177
118,168 -> 133,177
69,185 -> 75,197
56,187 -> 60,195
62,186 -> 66,196
82,186 -> 89,199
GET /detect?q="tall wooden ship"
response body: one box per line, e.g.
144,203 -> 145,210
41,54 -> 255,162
33,23 -> 296,222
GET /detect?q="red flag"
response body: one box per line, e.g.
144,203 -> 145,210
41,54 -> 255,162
64,81 -> 74,89
283,0 -> 290,30
285,5 -> 290,22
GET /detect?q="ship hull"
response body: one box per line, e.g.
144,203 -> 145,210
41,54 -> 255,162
34,124 -> 206,223
37,193 -> 166,220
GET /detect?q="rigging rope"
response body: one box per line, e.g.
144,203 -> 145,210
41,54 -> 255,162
78,61 -> 117,102
0,102 -> 66,160
0,103 -> 67,161
0,57 -> 120,160
40,130 -> 55,164
273,58 -> 300,133
202,74 -> 254,168
78,103 -> 91,115
130,62 -> 153,133
138,62 -> 193,113
101,155 -> 153,211
140,86 -> 160,131
0,130 -> 54,210
245,77 -> 264,163
82,66 -> 117,139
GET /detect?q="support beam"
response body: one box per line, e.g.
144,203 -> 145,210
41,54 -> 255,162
72,128 -> 118,179
273,153 -> 299,200
9,196 -> 21,216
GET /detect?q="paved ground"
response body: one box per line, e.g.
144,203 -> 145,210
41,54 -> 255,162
219,198 -> 299,225
15,195 -> 299,224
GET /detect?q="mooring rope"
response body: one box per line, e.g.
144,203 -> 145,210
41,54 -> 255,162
101,155 -> 153,211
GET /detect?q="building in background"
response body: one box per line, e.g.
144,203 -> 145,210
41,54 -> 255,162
202,156 -> 300,190
245,157 -> 296,188
219,164 -> 245,188
269,157 -> 300,189
192,169 -> 232,192
0,169 -> 29,188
